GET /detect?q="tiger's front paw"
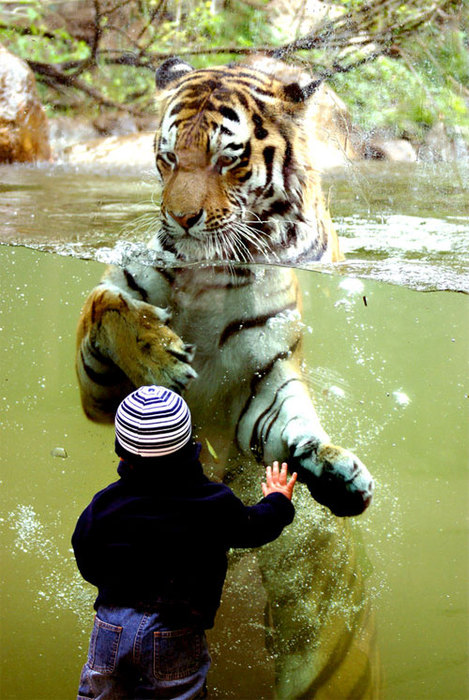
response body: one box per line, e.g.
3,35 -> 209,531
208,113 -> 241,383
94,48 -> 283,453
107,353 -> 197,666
291,441 -> 373,517
104,297 -> 198,394
161,337 -> 198,394
133,322 -> 198,394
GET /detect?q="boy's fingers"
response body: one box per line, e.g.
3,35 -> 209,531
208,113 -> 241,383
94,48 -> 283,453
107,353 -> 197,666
280,462 -> 288,483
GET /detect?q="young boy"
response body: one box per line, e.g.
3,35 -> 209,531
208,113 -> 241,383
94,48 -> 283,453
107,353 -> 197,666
73,384 -> 297,699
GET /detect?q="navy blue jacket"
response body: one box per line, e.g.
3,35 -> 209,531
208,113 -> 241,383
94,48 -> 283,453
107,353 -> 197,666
72,442 -> 295,628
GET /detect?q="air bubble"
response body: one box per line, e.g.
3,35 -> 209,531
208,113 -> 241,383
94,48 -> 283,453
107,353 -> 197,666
51,447 -> 68,458
328,385 -> 346,399
339,277 -> 365,295
393,391 -> 410,407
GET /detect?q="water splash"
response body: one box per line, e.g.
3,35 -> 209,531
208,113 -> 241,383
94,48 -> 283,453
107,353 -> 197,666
6,504 -> 94,625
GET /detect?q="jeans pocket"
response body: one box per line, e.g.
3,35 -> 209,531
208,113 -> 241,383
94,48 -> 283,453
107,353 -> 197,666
153,628 -> 203,681
88,615 -> 122,674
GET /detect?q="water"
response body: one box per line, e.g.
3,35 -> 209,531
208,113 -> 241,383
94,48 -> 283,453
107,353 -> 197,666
0,160 -> 468,699
1,160 -> 468,292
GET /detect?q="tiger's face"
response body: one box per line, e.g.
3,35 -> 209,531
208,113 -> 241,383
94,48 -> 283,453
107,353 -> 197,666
154,57 -> 339,264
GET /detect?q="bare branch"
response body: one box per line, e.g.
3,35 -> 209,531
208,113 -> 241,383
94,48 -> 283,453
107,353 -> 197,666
28,60 -> 151,116
91,0 -> 103,61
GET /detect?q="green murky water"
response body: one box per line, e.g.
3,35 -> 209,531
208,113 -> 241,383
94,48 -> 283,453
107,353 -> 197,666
0,160 -> 468,699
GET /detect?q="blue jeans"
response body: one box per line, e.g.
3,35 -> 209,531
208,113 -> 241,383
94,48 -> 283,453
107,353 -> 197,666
77,605 -> 211,699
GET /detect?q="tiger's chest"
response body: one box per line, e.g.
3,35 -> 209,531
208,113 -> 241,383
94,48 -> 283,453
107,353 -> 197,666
168,267 -> 275,352
166,264 -> 301,389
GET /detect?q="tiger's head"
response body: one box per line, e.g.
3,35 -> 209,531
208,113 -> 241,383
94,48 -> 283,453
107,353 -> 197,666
153,56 -> 341,265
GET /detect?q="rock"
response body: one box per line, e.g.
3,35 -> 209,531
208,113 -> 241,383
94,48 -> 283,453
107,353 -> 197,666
92,111 -> 158,136
364,138 -> 417,162
49,113 -> 159,160
0,44 -> 51,163
418,122 -> 469,162
308,83 -> 363,169
63,132 -> 156,170
48,116 -> 103,154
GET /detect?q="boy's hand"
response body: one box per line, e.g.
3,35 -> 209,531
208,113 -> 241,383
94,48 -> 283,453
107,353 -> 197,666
262,461 -> 297,501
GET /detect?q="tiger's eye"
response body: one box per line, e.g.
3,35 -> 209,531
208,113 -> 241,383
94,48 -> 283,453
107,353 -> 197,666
216,155 -> 237,170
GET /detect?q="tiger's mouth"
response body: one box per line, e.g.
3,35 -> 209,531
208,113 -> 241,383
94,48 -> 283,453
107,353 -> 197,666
160,220 -> 275,264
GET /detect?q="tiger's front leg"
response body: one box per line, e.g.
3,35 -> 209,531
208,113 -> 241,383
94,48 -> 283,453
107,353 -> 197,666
76,270 -> 197,422
237,362 -> 373,517
279,387 -> 373,517
234,368 -> 377,696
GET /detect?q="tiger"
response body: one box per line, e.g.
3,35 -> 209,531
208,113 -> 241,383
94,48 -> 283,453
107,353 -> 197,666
76,56 -> 378,698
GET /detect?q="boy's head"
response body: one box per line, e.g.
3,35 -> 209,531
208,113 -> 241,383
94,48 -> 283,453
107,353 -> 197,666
115,385 -> 192,460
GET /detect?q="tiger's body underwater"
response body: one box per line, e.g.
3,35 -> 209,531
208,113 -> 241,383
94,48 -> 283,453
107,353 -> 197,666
76,57 -> 379,697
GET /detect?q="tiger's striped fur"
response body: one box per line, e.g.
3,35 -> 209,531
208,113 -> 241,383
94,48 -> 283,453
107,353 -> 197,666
76,57 -> 378,697
153,55 -> 342,266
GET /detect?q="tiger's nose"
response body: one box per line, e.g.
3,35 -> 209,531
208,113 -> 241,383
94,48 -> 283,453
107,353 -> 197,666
168,209 -> 203,230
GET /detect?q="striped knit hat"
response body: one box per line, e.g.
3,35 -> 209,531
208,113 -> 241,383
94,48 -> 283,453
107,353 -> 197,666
115,386 -> 192,457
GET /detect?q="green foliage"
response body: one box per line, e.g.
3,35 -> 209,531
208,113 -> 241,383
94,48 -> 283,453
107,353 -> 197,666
0,0 -> 277,113
0,0 -> 466,142
3,29 -> 90,65
0,1 -> 90,64
330,27 -> 469,141
151,0 -> 275,68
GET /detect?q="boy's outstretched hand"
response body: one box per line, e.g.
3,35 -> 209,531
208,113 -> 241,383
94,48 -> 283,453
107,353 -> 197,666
262,461 -> 297,501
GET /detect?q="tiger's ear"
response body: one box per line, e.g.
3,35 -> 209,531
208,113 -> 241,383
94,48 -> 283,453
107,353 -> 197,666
155,57 -> 194,89
282,80 -> 322,104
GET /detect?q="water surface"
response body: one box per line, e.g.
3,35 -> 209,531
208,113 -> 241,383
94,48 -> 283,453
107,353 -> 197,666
1,160 -> 468,292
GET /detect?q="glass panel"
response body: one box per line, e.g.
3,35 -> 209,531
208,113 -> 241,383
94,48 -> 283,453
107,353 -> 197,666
1,241 -> 467,699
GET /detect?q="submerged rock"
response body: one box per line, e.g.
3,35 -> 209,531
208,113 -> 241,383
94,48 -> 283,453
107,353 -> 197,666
0,44 -> 51,163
